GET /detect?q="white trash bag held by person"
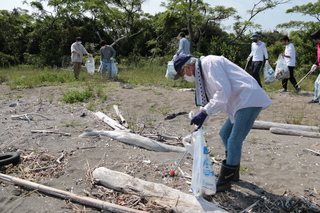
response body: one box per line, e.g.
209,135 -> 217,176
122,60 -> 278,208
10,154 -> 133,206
85,56 -> 95,75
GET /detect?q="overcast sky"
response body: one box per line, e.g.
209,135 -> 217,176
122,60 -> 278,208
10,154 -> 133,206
3,0 -> 318,33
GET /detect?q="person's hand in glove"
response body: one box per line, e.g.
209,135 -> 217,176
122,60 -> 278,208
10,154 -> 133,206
311,64 -> 318,72
110,57 -> 114,60
247,56 -> 251,61
265,59 -> 269,64
190,109 -> 208,129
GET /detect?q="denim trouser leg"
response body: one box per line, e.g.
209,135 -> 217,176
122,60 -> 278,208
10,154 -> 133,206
219,107 -> 262,166
101,62 -> 112,79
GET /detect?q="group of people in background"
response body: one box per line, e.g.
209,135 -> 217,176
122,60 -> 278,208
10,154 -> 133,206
70,37 -> 116,80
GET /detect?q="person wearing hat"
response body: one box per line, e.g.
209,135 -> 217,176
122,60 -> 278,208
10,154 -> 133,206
71,37 -> 92,80
279,35 -> 300,92
308,30 -> 320,104
247,33 -> 269,87
175,32 -> 190,56
171,54 -> 273,192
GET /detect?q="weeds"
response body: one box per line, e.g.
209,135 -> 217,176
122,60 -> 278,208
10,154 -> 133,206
60,90 -> 94,103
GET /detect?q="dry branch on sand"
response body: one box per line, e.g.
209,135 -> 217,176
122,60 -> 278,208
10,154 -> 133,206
93,167 -> 227,213
253,120 -> 320,132
79,129 -> 186,153
0,173 -> 147,213
253,120 -> 320,138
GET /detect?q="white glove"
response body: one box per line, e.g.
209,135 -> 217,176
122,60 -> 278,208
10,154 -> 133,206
311,64 -> 317,71
247,56 -> 251,61
173,55 -> 177,61
110,57 -> 114,60
265,59 -> 269,64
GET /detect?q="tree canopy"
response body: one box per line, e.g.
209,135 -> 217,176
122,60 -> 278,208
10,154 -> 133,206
0,0 -> 319,68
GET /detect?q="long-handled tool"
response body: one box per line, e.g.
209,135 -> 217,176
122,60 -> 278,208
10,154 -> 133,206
244,59 -> 249,71
169,149 -> 188,176
296,68 -> 314,87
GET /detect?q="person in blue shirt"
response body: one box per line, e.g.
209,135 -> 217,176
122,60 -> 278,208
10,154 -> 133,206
175,32 -> 190,56
99,40 -> 116,80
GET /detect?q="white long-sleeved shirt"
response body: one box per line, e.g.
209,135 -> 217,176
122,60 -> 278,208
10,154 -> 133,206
71,42 -> 88,62
284,43 -> 296,67
201,55 -> 273,123
249,41 -> 268,62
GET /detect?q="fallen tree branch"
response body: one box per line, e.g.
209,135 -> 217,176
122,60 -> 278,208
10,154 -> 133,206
95,111 -> 129,131
253,120 -> 320,132
31,130 -> 71,136
113,105 -> 128,128
304,148 -> 320,156
11,113 -> 53,121
270,127 -> 320,138
0,173 -> 146,213
79,129 -> 186,153
93,167 -> 226,213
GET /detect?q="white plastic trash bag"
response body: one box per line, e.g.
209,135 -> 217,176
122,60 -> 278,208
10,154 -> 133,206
263,62 -> 278,84
165,61 -> 177,79
274,55 -> 290,80
111,59 -> 118,78
85,57 -> 95,75
188,128 -> 216,197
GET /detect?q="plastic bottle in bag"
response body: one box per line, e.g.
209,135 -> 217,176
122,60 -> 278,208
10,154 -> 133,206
190,129 -> 216,196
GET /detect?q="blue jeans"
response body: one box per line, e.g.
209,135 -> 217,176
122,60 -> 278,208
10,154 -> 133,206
101,61 -> 112,79
219,107 -> 262,166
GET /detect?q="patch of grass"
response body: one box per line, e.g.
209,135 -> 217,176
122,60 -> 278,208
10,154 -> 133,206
62,120 -> 79,128
61,90 -> 94,103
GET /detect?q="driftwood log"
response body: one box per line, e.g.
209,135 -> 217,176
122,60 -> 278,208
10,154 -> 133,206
270,127 -> 320,138
253,120 -> 320,132
0,173 -> 146,213
79,129 -> 186,153
93,167 -> 227,213
95,111 -> 129,131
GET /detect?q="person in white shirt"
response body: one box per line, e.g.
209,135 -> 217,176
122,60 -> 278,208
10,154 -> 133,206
171,54 -> 273,192
247,33 -> 269,87
70,37 -> 92,80
279,35 -> 300,92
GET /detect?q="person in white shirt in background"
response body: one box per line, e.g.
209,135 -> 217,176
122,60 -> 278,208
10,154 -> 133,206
70,37 -> 92,80
279,35 -> 300,92
170,54 -> 273,193
247,33 -> 269,87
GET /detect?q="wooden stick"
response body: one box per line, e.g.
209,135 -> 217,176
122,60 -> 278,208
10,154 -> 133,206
304,148 -> 320,155
79,129 -> 186,153
113,105 -> 128,127
0,173 -> 146,213
11,113 -> 53,121
95,111 -> 128,131
270,127 -> 320,138
253,120 -> 320,132
31,130 -> 71,136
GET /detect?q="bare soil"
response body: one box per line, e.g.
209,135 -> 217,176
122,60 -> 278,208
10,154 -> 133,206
0,82 -> 319,212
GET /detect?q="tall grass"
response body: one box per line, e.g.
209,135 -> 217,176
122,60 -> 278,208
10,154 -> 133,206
0,61 -> 318,92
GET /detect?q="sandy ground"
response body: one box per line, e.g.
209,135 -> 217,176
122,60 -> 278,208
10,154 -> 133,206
0,82 -> 319,212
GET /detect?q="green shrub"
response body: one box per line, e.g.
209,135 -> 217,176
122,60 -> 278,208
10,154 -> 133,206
61,90 -> 94,103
